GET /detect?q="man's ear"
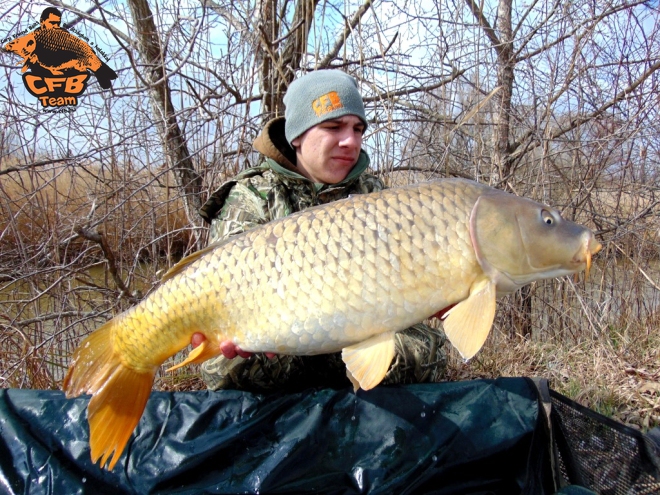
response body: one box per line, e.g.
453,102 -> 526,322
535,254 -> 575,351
291,137 -> 300,148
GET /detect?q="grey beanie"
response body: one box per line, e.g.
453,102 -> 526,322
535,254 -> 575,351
283,70 -> 368,145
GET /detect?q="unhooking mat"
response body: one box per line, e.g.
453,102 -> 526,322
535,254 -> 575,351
0,378 -> 568,494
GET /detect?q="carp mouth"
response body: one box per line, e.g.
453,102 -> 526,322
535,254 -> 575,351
573,237 -> 602,279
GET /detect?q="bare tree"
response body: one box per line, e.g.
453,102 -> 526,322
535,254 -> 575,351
124,0 -> 204,232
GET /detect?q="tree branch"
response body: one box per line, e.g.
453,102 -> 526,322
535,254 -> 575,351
74,226 -> 140,304
463,0 -> 502,55
318,0 -> 374,68
509,57 -> 660,162
126,0 -> 204,229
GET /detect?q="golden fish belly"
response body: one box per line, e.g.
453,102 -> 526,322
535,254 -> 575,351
142,180 -> 488,356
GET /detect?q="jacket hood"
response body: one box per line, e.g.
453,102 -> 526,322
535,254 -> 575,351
252,117 -> 298,171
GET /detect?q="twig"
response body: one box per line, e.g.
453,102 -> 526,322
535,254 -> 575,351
73,226 -> 140,303
13,311 -> 100,329
613,243 -> 660,292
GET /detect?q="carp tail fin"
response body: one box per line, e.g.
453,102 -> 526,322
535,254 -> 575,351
63,320 -> 156,470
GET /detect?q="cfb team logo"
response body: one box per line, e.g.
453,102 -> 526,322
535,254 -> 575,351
3,7 -> 117,111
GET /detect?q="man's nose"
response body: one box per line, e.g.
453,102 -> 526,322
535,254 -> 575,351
338,129 -> 361,148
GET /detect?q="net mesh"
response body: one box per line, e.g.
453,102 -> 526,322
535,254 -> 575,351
550,389 -> 660,495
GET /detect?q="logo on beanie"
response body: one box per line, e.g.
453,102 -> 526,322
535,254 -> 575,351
312,91 -> 343,117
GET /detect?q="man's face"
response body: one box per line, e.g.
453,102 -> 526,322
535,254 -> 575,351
291,115 -> 365,184
41,14 -> 61,29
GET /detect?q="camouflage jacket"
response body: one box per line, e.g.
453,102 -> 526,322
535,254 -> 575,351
198,117 -> 446,391
200,117 -> 384,243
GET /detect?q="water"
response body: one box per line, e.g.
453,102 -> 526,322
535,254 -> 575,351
0,263 -> 160,385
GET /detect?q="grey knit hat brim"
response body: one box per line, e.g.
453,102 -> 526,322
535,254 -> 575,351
283,70 -> 367,145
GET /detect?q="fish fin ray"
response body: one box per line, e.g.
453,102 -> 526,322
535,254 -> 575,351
342,331 -> 396,391
443,279 -> 496,360
161,243 -> 220,282
63,320 -> 116,396
346,369 -> 361,391
63,319 -> 156,470
88,366 -> 154,470
166,340 -> 222,371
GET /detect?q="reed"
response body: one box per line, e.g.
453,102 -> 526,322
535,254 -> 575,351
0,162 -> 192,267
0,160 -> 193,387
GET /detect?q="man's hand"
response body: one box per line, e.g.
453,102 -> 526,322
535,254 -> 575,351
191,332 -> 277,359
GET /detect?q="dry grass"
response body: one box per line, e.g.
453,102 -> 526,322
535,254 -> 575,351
0,161 -> 196,387
447,316 -> 660,430
0,162 -> 192,267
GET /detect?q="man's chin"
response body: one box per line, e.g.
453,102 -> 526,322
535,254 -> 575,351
327,164 -> 355,181
329,158 -> 358,171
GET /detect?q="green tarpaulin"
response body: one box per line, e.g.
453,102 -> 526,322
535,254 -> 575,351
0,378 -> 575,494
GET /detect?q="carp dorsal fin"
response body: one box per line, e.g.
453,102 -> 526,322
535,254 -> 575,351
342,331 -> 396,391
160,243 -> 220,282
442,278 -> 497,360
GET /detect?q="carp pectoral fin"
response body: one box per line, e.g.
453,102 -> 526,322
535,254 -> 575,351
342,331 -> 396,392
166,340 -> 221,371
442,279 -> 497,360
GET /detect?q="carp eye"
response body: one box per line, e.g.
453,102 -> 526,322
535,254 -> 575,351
541,210 -> 554,225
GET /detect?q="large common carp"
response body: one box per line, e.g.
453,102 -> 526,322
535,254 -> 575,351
63,178 -> 601,469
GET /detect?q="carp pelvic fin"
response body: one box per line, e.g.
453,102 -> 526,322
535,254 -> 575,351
342,331 -> 396,391
62,320 -> 156,470
442,278 -> 497,360
166,339 -> 222,371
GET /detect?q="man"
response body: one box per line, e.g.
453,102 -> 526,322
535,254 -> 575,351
40,7 -> 63,29
199,70 -> 447,392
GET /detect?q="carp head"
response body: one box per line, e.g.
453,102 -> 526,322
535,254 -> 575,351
4,33 -> 37,72
4,32 -> 36,58
469,189 -> 602,294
